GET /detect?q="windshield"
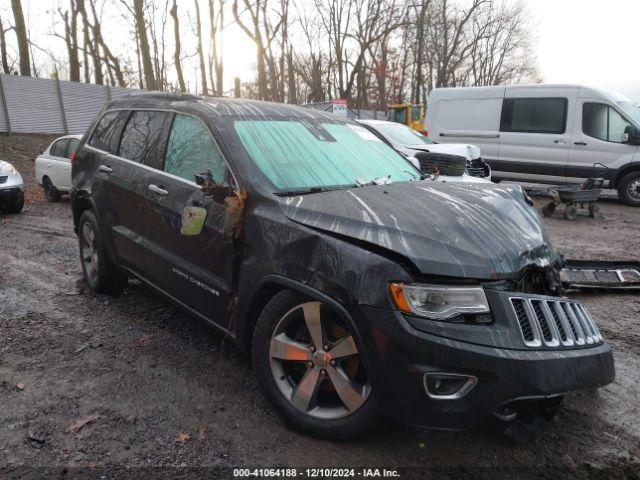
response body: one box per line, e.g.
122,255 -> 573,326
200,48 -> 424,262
617,101 -> 640,127
234,120 -> 420,191
372,122 -> 434,146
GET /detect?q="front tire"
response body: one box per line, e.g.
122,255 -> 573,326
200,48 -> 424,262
2,192 -> 24,214
252,290 -> 379,439
78,210 -> 127,294
617,171 -> 640,206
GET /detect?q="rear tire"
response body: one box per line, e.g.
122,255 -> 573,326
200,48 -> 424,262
617,171 -> 640,206
78,210 -> 127,294
43,176 -> 61,202
541,202 -> 556,217
563,204 -> 577,220
252,290 -> 379,439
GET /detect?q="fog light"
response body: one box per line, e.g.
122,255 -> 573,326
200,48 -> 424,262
423,373 -> 477,400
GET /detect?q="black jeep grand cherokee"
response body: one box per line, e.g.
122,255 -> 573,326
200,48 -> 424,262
71,93 -> 614,439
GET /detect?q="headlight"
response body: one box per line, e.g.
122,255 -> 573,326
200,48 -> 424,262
389,283 -> 490,321
1,163 -> 15,175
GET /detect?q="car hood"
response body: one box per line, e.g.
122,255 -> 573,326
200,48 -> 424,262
403,143 -> 482,160
282,181 -> 557,279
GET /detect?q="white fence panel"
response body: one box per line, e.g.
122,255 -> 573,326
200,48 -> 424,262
1,74 -> 65,133
0,78 -> 8,132
0,75 -> 142,134
110,86 -> 139,100
61,81 -> 109,135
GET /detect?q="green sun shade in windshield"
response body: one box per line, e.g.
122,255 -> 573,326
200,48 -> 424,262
234,120 -> 417,190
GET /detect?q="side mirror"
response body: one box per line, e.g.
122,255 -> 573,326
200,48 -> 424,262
623,125 -> 640,146
195,170 -> 233,204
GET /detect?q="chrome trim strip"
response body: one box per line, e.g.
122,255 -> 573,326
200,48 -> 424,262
423,373 -> 478,401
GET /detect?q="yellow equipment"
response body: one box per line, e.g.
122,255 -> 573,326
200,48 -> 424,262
387,104 -> 425,132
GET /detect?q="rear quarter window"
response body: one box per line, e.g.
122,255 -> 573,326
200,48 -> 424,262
89,110 -> 129,154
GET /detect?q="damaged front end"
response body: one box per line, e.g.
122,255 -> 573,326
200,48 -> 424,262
561,260 -> 640,291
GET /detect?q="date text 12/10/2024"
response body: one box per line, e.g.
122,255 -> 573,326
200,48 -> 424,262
233,468 -> 401,478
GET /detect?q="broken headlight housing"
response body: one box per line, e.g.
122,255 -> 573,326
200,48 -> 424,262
389,283 -> 490,321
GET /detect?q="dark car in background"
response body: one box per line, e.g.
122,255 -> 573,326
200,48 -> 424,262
71,93 -> 614,439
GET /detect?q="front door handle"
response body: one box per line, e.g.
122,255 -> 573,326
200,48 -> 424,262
574,141 -> 588,146
553,139 -> 567,144
148,184 -> 168,196
98,165 -> 113,173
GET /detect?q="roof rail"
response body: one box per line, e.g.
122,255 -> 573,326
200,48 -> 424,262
118,91 -> 202,101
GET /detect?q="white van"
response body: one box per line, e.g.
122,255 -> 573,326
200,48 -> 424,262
426,85 -> 640,205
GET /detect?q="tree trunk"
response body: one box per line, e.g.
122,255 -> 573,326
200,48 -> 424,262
133,0 -> 157,90
208,0 -> 224,96
169,0 -> 186,92
10,0 -> 31,76
193,0 -> 209,95
286,47 -> 296,104
62,3 -> 81,82
0,17 -> 11,74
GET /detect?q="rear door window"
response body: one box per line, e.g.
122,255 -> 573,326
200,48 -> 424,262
583,103 -> 634,143
50,138 -> 70,158
164,114 -> 229,184
500,98 -> 568,134
89,110 -> 128,153
118,110 -> 172,169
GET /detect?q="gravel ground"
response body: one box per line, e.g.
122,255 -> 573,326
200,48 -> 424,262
1,133 -> 639,479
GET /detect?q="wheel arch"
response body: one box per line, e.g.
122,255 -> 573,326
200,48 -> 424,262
71,190 -> 94,234
238,275 -> 366,359
612,162 -> 640,187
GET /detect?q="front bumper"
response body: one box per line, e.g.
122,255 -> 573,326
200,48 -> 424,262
0,171 -> 25,193
360,300 -> 615,430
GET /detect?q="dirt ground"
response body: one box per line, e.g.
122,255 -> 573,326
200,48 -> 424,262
1,133 -> 639,479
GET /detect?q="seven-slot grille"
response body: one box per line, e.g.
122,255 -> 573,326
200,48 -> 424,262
0,176 -> 7,184
509,297 -> 602,348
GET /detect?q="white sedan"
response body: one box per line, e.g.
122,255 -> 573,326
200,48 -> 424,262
358,119 -> 491,181
35,135 -> 81,202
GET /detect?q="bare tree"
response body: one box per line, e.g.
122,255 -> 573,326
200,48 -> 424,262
169,0 -> 186,91
59,1 -> 81,82
10,0 -> 30,75
232,0 -> 283,100
208,0 -> 224,95
193,0 -> 209,94
0,16 -> 12,74
132,0 -> 157,90
466,1 -> 538,86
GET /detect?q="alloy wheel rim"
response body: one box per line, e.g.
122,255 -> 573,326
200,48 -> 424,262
628,179 -> 640,200
80,222 -> 98,283
269,301 -> 371,420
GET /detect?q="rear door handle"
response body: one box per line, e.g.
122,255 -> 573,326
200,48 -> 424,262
98,165 -> 113,173
574,141 -> 588,146
148,184 -> 168,196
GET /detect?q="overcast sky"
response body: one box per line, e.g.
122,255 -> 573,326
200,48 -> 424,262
527,0 -> 640,101
5,0 -> 640,101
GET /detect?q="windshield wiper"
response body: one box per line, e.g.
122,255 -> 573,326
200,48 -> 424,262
274,185 -> 354,196
274,186 -> 327,196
